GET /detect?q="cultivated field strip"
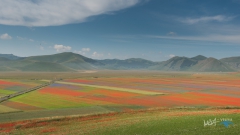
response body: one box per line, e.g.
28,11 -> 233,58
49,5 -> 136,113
55,81 -> 165,95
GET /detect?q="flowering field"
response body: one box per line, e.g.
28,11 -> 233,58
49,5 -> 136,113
0,73 -> 240,123
0,73 -> 239,113
60,73 -> 240,108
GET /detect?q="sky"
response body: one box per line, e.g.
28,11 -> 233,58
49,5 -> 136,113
0,0 -> 240,61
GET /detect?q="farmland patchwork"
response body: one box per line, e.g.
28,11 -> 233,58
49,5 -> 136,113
1,74 -> 240,113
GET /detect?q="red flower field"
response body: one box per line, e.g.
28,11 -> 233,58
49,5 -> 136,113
39,87 -> 86,97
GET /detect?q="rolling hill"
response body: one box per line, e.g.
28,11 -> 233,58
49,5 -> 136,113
0,52 -> 239,72
149,56 -> 198,71
189,57 -> 235,72
190,55 -> 207,61
0,54 -> 21,60
220,56 -> 240,70
98,58 -> 156,70
24,52 -> 105,70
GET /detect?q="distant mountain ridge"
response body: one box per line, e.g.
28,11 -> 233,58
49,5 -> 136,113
0,52 -> 239,72
98,58 -> 155,70
0,54 -> 22,60
220,56 -> 240,69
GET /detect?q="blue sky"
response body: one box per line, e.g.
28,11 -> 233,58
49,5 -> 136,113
0,0 -> 240,61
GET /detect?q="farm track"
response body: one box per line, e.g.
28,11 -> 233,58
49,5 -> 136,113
55,81 -> 165,95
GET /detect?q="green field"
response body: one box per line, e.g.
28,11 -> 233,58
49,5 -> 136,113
96,111 -> 240,135
10,92 -> 93,109
0,90 -> 15,95
1,109 -> 239,135
0,105 -> 20,114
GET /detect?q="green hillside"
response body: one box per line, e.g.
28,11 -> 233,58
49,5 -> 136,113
24,52 -> 104,70
189,57 -> 235,72
99,58 -> 155,69
190,55 -> 207,61
149,56 -> 197,71
18,61 -> 74,72
0,56 -> 74,72
0,54 -> 21,60
220,56 -> 240,70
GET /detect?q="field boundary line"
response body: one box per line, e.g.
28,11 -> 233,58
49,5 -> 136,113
56,81 -> 165,95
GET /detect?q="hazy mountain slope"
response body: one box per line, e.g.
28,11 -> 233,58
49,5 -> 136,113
18,61 -> 74,72
220,56 -> 240,70
0,57 -> 10,62
189,58 -> 235,72
0,66 -> 16,71
24,52 -> 104,70
0,53 -> 238,72
149,56 -> 197,71
0,59 -> 74,72
0,57 -> 16,71
190,55 -> 207,61
0,54 -> 21,60
0,57 -> 11,66
99,58 -> 156,69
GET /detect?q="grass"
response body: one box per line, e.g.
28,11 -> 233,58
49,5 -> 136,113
0,89 -> 15,95
56,81 -> 165,95
10,92 -> 93,109
97,113 -> 240,135
1,108 -> 239,135
0,106 -> 112,123
10,90 -> 116,109
0,105 -> 20,114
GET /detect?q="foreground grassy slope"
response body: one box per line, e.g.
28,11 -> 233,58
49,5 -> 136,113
1,108 -> 239,135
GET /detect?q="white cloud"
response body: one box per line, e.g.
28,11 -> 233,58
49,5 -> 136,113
169,54 -> 175,58
75,48 -> 91,55
17,36 -> 25,40
92,52 -> 104,58
167,32 -> 176,36
75,51 -> 86,55
17,36 -> 35,42
148,34 -> 240,44
40,46 -> 44,50
0,33 -> 12,40
0,0 -> 140,27
181,15 -> 234,24
82,48 -> 90,52
54,44 -> 71,52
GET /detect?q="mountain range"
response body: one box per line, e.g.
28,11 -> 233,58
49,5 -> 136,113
0,52 -> 239,72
